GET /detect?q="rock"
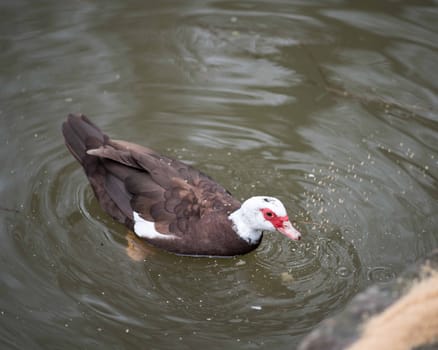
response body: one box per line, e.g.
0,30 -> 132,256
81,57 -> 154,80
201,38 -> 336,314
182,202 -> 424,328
298,249 -> 438,350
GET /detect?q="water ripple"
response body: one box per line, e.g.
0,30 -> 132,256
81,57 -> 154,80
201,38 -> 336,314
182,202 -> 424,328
1,1 -> 437,350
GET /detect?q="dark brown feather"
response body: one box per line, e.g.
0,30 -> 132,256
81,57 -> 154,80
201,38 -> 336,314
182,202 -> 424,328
62,114 -> 260,256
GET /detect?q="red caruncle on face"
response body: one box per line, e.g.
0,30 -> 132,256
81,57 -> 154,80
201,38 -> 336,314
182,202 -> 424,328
260,208 -> 289,229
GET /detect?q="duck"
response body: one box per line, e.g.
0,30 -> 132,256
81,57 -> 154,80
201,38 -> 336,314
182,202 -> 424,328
62,114 -> 302,257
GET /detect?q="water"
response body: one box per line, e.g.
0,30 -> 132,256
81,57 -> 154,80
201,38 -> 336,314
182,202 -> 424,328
1,1 -> 437,349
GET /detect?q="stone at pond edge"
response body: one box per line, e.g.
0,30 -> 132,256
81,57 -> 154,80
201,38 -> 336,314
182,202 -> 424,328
298,249 -> 438,350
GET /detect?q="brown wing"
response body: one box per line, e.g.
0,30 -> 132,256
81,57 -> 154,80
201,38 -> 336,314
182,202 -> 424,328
63,114 -> 241,240
89,139 -> 241,237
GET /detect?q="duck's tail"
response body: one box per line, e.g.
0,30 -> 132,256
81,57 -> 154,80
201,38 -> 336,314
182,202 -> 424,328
62,114 -> 134,228
62,113 -> 108,165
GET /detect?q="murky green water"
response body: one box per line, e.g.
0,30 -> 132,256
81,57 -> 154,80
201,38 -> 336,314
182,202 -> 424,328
1,1 -> 437,349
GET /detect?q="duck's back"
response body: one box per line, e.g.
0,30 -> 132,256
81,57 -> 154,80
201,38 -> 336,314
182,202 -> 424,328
62,114 -> 259,256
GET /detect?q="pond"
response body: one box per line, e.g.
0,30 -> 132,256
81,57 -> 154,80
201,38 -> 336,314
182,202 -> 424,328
0,1 -> 437,349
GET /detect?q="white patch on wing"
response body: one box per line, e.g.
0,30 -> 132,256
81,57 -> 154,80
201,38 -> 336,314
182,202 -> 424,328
133,212 -> 177,240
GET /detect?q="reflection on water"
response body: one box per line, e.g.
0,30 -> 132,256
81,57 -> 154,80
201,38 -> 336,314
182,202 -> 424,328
0,1 -> 437,349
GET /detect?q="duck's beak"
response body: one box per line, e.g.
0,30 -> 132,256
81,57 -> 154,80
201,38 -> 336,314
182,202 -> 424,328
277,220 -> 301,241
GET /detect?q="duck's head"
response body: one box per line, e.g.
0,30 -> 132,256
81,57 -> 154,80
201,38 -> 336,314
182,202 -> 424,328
229,196 -> 302,243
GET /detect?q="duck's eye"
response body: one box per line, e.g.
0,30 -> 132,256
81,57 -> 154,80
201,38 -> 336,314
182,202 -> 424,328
261,208 -> 276,220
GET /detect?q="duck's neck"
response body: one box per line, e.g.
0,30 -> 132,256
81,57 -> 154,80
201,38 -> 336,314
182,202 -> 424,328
228,208 -> 263,244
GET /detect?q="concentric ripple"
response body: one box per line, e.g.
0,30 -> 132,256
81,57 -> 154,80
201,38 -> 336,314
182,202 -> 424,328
12,135 -> 362,346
